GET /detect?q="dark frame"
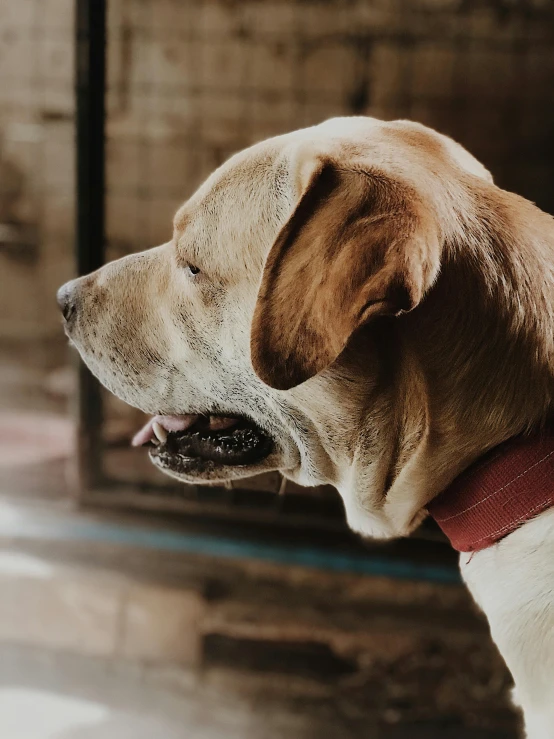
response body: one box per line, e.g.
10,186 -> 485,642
75,0 -> 106,491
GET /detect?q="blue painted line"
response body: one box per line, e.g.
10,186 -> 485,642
3,511 -> 460,584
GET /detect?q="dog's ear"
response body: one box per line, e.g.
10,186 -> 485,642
250,150 -> 441,390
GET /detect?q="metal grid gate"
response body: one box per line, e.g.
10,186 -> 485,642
74,0 -> 554,557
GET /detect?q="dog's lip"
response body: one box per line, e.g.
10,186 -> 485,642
149,422 -> 274,471
131,414 -> 240,447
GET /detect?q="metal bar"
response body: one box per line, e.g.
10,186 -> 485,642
74,0 -> 107,490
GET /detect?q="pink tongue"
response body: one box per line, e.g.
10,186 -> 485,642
131,414 -> 240,446
131,414 -> 199,447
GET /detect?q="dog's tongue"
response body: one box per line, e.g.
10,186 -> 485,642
131,414 -> 240,446
131,414 -> 199,447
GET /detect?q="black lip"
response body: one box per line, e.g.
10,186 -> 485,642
149,422 -> 274,470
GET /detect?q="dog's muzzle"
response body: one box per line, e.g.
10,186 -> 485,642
57,279 -> 82,326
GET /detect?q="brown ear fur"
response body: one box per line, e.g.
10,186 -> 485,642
251,160 -> 441,390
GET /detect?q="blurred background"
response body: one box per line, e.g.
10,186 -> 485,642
0,0 -> 553,736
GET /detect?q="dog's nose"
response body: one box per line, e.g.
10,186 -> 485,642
57,280 -> 79,322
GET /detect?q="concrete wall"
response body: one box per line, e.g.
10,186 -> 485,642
1,0 -> 554,342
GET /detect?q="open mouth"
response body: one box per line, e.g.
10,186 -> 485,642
132,414 -> 274,473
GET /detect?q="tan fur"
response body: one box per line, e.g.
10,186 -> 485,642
251,159 -> 441,389
58,117 -> 554,736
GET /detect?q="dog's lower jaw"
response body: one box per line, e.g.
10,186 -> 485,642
337,443 -> 431,540
341,490 -> 428,540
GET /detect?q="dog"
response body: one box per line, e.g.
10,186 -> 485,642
58,117 -> 554,737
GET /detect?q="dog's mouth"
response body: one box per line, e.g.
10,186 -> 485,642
132,413 -> 274,473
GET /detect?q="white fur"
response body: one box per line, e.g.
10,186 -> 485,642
462,509 -> 554,738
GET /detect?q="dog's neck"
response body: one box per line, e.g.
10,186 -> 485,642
326,183 -> 554,540
401,187 -> 554,497
340,187 -> 554,539
435,189 -> 551,417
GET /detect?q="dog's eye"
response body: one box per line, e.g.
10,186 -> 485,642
186,263 -> 201,276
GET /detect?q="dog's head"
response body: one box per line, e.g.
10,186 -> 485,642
59,117 -> 506,538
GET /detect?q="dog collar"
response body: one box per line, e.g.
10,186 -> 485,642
427,426 -> 554,552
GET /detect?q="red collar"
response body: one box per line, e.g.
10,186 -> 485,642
427,427 -> 554,552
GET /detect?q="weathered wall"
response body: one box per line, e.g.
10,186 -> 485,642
1,0 -> 554,342
0,0 -> 73,340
